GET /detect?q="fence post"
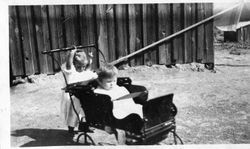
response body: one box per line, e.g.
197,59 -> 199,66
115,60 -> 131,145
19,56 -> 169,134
18,6 -> 37,75
191,3 -> 197,62
79,5 -> 98,69
115,4 -> 129,62
184,3 -> 192,63
143,4 -> 158,65
204,3 -> 214,63
107,4 -> 116,62
96,5 -> 109,65
173,3 -> 184,64
9,6 -> 25,76
158,4 -> 172,65
128,4 -> 144,66
48,5 -> 61,71
197,3 -> 205,63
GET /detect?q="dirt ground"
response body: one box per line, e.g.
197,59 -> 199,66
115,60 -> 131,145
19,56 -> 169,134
10,41 -> 250,147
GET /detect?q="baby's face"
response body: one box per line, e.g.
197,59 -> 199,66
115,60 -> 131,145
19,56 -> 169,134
74,51 -> 88,72
74,62 -> 85,72
100,77 -> 116,90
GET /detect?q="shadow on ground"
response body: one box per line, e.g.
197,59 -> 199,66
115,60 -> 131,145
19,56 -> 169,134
215,64 -> 250,67
11,129 -> 79,147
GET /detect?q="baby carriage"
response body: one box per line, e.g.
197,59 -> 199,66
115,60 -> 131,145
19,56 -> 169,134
42,44 -> 183,145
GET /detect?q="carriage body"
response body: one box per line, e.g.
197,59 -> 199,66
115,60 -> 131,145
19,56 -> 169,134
64,77 -> 182,145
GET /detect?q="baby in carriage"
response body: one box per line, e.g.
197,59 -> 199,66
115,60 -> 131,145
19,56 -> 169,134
61,48 -> 97,133
95,63 -> 143,119
94,63 -> 143,144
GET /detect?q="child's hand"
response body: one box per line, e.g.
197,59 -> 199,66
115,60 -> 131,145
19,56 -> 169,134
88,51 -> 93,58
70,48 -> 77,55
104,126 -> 114,134
88,52 -> 93,65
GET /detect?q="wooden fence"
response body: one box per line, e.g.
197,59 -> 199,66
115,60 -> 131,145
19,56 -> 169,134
9,3 -> 213,77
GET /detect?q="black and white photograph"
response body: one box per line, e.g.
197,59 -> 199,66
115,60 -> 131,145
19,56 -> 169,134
1,0 -> 250,148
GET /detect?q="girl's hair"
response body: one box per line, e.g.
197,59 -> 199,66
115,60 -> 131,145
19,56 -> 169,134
97,63 -> 118,81
73,51 -> 89,68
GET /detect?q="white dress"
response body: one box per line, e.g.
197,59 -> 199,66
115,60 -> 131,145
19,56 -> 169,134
94,85 -> 143,119
61,63 -> 98,127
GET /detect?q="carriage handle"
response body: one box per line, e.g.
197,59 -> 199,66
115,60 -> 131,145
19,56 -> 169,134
41,43 -> 107,63
41,44 -> 94,54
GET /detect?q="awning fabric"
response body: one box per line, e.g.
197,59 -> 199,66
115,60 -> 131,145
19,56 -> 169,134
214,1 -> 250,31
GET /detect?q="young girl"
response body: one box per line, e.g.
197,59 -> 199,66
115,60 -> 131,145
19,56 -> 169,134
61,48 -> 97,133
94,63 -> 143,145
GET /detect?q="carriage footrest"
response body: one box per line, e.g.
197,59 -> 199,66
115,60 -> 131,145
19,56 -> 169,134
125,120 -> 175,145
142,122 -> 175,144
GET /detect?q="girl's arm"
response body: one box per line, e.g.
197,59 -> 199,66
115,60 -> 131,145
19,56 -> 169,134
66,49 -> 76,70
85,51 -> 93,71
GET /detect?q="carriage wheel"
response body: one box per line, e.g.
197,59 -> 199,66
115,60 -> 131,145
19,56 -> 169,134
76,132 -> 95,145
171,127 -> 184,145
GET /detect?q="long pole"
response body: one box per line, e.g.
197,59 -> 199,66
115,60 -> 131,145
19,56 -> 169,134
41,44 -> 96,54
111,2 -> 242,65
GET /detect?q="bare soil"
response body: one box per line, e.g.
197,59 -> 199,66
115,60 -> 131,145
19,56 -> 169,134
10,42 -> 250,146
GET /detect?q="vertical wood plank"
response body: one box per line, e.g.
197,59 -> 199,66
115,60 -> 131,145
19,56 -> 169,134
197,3 -> 205,63
173,3 -> 184,64
204,3 -> 214,63
9,6 -> 25,76
27,6 -> 39,74
48,5 -> 61,71
247,26 -> 250,43
236,28 -> 242,43
33,6 -> 48,74
54,5 -> 66,65
96,5 -> 109,65
191,3 -> 197,62
143,4 -> 158,65
10,58 -> 14,84
158,4 -> 172,65
115,4 -> 128,61
242,27 -> 246,43
243,27 -> 247,42
243,26 -> 249,43
79,5 -> 98,69
18,6 -> 36,76
106,4 -> 116,62
64,5 -> 79,47
42,5 -> 54,74
128,4 -> 143,66
184,3 -> 192,63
